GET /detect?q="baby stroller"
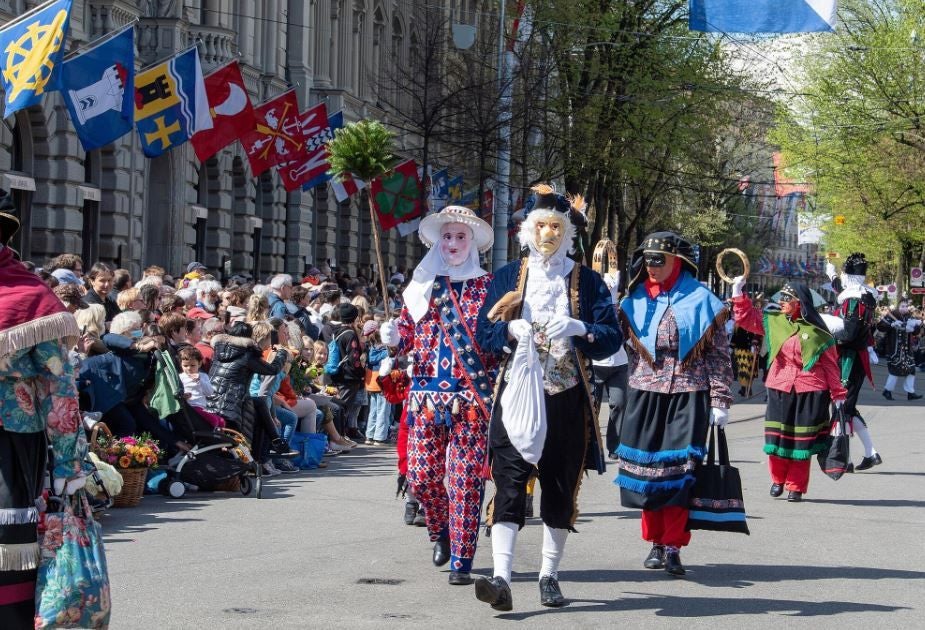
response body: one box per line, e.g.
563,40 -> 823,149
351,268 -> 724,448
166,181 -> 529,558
152,350 -> 264,498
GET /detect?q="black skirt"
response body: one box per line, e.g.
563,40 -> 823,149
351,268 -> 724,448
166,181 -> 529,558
764,388 -> 830,460
616,389 -> 710,510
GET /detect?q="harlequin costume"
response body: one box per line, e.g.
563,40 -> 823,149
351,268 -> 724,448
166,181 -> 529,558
733,281 -> 847,501
474,186 -> 622,610
616,232 -> 733,577
380,206 -> 497,585
826,253 -> 883,470
0,192 -> 90,629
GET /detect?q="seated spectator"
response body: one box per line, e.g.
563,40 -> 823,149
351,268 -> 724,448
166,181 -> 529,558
83,262 -> 120,322
158,311 -> 189,360
268,274 -> 294,319
290,285 -> 321,341
177,346 -> 225,429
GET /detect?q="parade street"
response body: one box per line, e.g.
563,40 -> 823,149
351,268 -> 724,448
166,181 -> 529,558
102,365 -> 925,630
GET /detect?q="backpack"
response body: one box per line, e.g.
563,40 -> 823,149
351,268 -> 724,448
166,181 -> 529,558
324,329 -> 355,381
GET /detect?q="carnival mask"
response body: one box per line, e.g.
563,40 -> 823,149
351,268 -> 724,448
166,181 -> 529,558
534,216 -> 565,257
439,222 -> 473,267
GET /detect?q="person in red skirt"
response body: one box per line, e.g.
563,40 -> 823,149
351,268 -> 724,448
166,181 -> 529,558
732,279 -> 847,502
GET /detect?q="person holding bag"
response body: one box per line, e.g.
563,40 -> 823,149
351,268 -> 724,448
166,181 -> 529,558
0,190 -> 106,629
731,278 -> 847,502
615,232 -> 734,577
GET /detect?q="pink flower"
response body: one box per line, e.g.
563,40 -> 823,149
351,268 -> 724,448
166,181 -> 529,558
13,382 -> 35,416
122,437 -> 137,446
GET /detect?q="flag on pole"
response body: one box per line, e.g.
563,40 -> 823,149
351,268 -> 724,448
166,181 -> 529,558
332,175 -> 366,202
447,175 -> 464,203
191,60 -> 256,162
61,24 -> 134,151
134,46 -> 212,157
277,102 -> 330,191
370,159 -> 424,230
689,0 -> 837,33
0,0 -> 73,117
240,89 -> 304,177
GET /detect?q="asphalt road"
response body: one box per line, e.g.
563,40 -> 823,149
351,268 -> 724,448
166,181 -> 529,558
101,363 -> 925,629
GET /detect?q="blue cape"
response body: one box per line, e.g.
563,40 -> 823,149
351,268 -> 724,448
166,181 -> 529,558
620,271 -> 725,363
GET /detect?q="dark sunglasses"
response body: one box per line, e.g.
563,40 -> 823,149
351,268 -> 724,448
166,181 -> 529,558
643,253 -> 666,267
779,294 -> 796,303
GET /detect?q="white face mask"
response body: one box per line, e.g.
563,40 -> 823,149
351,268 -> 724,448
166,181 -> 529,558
439,222 -> 473,267
533,216 -> 565,256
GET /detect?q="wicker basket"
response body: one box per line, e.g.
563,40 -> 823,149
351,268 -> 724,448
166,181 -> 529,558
112,467 -> 148,508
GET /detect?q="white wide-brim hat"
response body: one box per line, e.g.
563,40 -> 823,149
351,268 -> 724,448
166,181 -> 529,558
418,205 -> 494,253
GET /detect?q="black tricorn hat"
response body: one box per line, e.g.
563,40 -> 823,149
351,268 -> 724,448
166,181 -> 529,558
842,252 -> 868,276
627,231 -> 699,291
0,188 -> 18,245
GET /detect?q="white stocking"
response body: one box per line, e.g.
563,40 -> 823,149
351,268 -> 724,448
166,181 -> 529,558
904,374 -> 917,394
852,417 -> 876,458
539,525 -> 569,580
490,521 -> 518,585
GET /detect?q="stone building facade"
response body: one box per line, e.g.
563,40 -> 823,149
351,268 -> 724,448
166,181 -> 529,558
0,0 -> 436,279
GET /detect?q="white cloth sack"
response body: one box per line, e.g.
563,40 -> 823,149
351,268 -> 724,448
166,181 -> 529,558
500,332 -> 547,465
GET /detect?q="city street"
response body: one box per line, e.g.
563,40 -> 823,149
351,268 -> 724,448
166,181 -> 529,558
102,364 -> 925,629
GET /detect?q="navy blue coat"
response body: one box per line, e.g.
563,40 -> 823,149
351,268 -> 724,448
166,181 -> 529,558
77,352 -> 127,414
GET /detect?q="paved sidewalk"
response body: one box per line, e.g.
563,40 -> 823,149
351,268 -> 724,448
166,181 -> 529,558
101,364 -> 925,629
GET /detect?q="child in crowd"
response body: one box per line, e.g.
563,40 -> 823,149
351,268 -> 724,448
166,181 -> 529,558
362,320 -> 391,445
177,346 -> 225,429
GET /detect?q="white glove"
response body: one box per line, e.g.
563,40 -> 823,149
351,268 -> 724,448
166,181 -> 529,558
53,475 -> 87,496
603,270 -> 620,290
907,318 -> 921,333
731,275 -> 746,298
825,262 -> 837,281
508,319 -> 532,342
380,319 -> 400,347
892,320 -> 904,330
868,346 -> 879,365
545,315 -> 587,340
710,407 -> 729,428
378,356 -> 394,377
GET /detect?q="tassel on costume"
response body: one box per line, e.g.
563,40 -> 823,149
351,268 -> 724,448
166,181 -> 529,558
0,542 -> 40,571
451,399 -> 460,416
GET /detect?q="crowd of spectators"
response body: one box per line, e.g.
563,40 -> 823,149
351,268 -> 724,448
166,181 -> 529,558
31,253 -> 413,480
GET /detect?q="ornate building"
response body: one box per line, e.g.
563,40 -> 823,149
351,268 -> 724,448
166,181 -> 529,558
0,0 -> 435,278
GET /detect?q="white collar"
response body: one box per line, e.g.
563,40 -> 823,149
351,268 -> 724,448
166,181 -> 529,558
526,238 -> 574,277
403,245 -> 487,323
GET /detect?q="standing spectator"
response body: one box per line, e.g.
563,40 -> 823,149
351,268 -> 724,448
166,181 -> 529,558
362,320 -> 391,445
83,262 -> 120,322
196,318 -> 222,373
246,293 -> 270,322
290,285 -> 320,340
112,268 -> 133,296
46,252 -> 84,277
116,287 -> 146,312
268,274 -> 294,319
187,279 -> 222,320
325,303 -> 365,441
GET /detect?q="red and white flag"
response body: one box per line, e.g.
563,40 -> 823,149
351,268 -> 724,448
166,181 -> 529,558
191,60 -> 256,162
240,89 -> 305,177
277,102 -> 332,192
332,175 -> 366,202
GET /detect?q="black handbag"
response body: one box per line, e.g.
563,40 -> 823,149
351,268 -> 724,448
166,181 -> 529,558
817,406 -> 850,480
686,426 -> 750,535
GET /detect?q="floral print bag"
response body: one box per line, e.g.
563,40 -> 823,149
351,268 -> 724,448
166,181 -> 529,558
35,491 -> 111,629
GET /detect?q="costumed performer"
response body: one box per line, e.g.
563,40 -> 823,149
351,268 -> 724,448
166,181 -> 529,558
877,299 -> 922,401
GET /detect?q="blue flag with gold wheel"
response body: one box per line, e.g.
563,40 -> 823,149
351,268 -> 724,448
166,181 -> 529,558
0,0 -> 73,117
134,46 -> 212,158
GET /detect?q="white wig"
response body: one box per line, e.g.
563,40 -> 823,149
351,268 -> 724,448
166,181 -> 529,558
518,208 -> 577,255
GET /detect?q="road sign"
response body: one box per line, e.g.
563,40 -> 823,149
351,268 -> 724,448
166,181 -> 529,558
911,287 -> 925,295
911,267 -> 924,288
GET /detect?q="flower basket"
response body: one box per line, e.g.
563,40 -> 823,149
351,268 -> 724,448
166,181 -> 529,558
112,466 -> 147,508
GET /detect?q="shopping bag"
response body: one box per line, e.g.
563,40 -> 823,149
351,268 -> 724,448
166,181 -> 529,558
290,432 -> 327,469
817,407 -> 850,480
686,426 -> 750,535
499,332 -> 546,465
35,492 -> 112,629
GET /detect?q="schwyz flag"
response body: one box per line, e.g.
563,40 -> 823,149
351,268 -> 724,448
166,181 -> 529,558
240,89 -> 304,177
689,0 -> 836,33
277,102 -> 330,191
0,0 -> 73,117
134,46 -> 212,157
191,60 -> 256,162
62,25 -> 134,151
371,159 -> 424,230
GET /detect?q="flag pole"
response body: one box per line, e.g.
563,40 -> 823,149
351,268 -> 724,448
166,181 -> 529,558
365,189 -> 392,319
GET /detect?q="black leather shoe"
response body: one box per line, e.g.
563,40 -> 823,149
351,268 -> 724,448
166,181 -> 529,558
643,544 -> 665,569
882,389 -> 893,400
448,571 -> 473,586
432,536 -> 450,567
403,501 -> 419,526
475,576 -> 513,611
909,392 -> 923,400
855,453 -> 883,471
413,506 -> 426,527
770,483 -> 784,497
787,491 -> 802,502
539,576 -> 566,607
664,548 -> 685,576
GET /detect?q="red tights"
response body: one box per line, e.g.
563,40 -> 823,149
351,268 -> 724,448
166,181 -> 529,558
768,455 -> 811,493
640,506 -> 691,548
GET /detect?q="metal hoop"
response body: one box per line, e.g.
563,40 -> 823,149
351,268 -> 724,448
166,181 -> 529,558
715,248 -> 750,284
591,239 -> 618,275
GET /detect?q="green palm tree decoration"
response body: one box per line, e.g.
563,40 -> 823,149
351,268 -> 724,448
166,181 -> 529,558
326,120 -> 396,316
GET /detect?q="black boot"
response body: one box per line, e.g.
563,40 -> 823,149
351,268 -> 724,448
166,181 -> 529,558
855,453 -> 883,471
403,501 -> 419,526
909,392 -> 923,400
882,389 -> 894,401
539,576 -> 566,607
644,544 -> 665,569
432,535 -> 450,566
664,547 -> 685,576
270,438 -> 298,457
769,483 -> 784,497
475,576 -> 513,611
